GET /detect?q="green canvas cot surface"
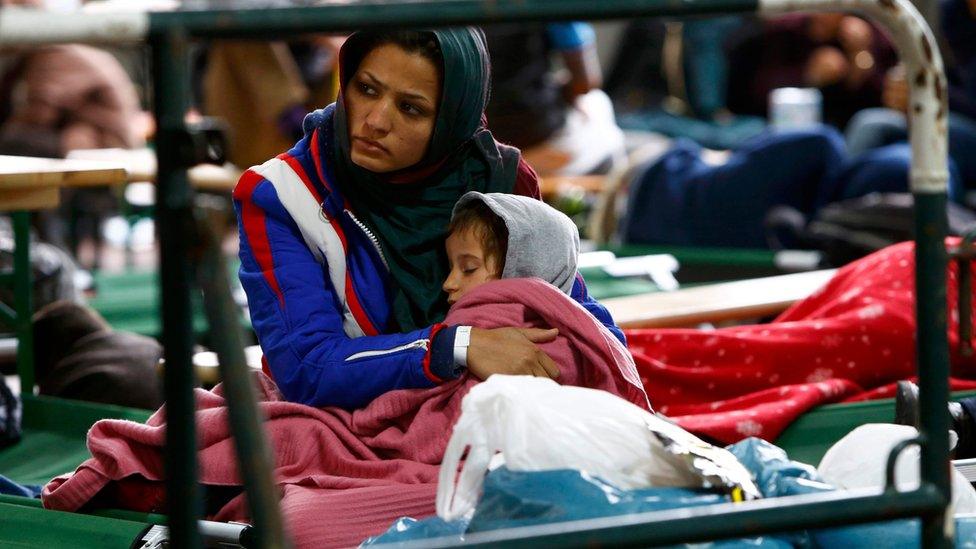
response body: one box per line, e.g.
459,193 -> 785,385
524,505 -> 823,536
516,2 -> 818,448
90,268 -> 247,337
0,395 -> 151,486
0,396 -> 156,548
0,502 -> 152,548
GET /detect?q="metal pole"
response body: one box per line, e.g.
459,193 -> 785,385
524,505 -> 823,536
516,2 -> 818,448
150,27 -> 201,549
915,192 -> 952,547
0,6 -> 146,45
12,211 -> 33,392
0,0 -> 765,44
194,206 -> 290,548
148,0 -> 760,37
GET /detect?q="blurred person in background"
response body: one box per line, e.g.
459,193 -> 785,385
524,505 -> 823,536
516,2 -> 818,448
0,0 -> 144,158
845,0 -> 976,198
604,17 -> 767,151
726,13 -> 897,129
202,36 -> 345,169
0,0 -> 146,269
483,22 -> 626,177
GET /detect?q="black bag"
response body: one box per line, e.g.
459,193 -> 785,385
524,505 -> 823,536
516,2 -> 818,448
766,193 -> 976,267
0,217 -> 83,313
0,375 -> 21,450
33,301 -> 163,410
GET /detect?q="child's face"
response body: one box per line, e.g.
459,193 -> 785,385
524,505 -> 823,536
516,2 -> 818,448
443,227 -> 500,307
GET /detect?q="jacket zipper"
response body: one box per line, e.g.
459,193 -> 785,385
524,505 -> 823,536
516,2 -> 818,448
345,210 -> 390,271
345,339 -> 429,361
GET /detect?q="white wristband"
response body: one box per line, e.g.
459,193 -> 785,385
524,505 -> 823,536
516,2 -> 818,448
453,326 -> 472,367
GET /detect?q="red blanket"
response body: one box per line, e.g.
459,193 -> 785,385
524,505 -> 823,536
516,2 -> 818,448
630,240 -> 976,443
42,278 -> 644,548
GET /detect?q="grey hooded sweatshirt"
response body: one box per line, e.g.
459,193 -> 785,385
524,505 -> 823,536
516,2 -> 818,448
452,191 -> 580,295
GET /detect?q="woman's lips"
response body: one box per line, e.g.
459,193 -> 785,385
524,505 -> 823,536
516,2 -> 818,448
353,137 -> 388,155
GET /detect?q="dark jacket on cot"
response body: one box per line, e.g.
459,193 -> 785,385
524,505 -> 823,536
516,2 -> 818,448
33,301 -> 163,410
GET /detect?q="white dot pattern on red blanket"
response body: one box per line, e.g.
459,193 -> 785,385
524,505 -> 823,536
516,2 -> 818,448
627,239 -> 976,445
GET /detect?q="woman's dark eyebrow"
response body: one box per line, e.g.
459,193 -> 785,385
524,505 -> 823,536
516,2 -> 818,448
399,91 -> 433,108
361,71 -> 386,90
361,70 -> 433,107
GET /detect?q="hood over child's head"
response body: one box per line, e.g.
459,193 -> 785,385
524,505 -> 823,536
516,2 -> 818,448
448,192 -> 580,297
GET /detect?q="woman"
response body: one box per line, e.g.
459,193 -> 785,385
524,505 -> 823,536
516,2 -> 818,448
234,28 -> 623,409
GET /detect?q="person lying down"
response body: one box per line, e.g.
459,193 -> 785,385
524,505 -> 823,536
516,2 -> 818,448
42,193 -> 648,548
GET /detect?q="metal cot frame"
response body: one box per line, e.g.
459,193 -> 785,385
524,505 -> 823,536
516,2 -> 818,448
0,1 -> 953,547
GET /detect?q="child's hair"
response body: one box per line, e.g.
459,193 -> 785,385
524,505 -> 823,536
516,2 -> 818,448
447,200 -> 508,276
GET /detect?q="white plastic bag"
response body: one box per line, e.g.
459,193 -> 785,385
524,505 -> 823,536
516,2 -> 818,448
436,375 -> 758,521
818,423 -> 976,515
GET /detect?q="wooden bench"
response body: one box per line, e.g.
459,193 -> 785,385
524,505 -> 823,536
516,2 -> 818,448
0,155 -> 126,209
539,175 -> 606,199
602,268 -> 837,329
74,149 -> 601,197
67,147 -> 242,192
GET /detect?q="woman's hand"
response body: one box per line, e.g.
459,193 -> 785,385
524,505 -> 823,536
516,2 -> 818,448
466,327 -> 561,381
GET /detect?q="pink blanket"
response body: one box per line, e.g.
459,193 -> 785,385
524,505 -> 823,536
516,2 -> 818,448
42,278 -> 645,548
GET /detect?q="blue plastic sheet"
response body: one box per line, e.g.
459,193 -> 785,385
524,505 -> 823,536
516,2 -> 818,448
0,474 -> 40,498
730,438 -> 976,547
365,467 -> 790,547
363,438 -> 976,547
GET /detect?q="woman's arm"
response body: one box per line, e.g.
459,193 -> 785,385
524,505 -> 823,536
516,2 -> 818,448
235,175 -> 454,408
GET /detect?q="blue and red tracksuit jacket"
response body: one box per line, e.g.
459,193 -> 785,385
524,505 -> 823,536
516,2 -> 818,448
234,105 -> 626,409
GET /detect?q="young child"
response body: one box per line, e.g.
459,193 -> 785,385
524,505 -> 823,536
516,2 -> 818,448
442,191 -> 581,308
423,190 -> 627,387
439,191 -> 650,410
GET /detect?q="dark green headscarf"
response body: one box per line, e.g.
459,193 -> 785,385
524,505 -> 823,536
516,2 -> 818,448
332,28 -> 523,331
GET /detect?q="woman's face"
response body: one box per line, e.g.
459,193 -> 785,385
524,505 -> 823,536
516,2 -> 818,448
345,43 -> 441,173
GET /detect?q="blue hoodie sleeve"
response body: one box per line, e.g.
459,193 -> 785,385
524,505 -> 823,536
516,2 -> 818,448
235,174 -> 450,409
570,273 -> 627,346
